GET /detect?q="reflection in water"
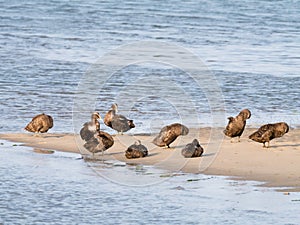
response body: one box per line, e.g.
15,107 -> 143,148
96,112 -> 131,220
33,148 -> 55,154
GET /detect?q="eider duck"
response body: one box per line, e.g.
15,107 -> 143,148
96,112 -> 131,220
223,109 -> 251,142
25,113 -> 53,134
104,103 -> 135,134
103,103 -> 118,128
125,140 -> 148,159
80,112 -> 101,142
111,115 -> 135,134
181,139 -> 204,158
152,123 -> 189,148
83,130 -> 114,156
249,122 -> 289,148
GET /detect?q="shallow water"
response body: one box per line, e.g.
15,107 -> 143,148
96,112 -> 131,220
0,141 -> 300,224
0,1 -> 300,223
0,0 -> 299,133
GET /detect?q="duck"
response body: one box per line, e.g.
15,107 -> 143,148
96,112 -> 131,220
152,123 -> 189,148
249,122 -> 289,148
80,112 -> 101,142
83,130 -> 114,156
104,103 -> 135,134
25,113 -> 53,134
103,103 -> 118,128
111,115 -> 135,134
181,139 -> 204,158
125,140 -> 148,159
223,109 -> 251,142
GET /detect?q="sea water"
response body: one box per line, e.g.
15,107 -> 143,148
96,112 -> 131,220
0,141 -> 299,224
0,0 -> 299,133
0,1 -> 300,224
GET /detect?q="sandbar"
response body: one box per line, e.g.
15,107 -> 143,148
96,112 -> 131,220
1,127 -> 299,192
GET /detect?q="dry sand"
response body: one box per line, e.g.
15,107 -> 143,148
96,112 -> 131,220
1,127 -> 300,191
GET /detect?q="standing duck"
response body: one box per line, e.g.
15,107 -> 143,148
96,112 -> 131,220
223,109 -> 251,142
80,112 -> 101,142
25,113 -> 53,134
83,130 -> 114,157
104,103 -> 135,134
249,122 -> 289,148
103,103 -> 118,128
152,123 -> 189,148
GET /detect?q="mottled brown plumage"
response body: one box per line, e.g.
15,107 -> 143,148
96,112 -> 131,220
181,139 -> 204,158
249,122 -> 289,148
104,103 -> 135,134
125,140 -> 148,159
83,130 -> 114,156
223,109 -> 251,142
111,115 -> 135,134
80,112 -> 101,142
25,113 -> 53,133
152,123 -> 189,148
103,103 -> 118,128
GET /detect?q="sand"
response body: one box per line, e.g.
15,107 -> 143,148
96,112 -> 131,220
1,127 -> 300,191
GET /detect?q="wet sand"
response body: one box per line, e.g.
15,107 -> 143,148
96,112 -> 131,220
1,127 -> 300,191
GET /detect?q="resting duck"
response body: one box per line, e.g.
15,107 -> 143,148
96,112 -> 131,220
181,139 -> 204,158
125,140 -> 148,159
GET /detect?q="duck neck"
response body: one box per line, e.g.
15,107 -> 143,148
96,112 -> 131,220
91,115 -> 99,124
111,109 -> 117,116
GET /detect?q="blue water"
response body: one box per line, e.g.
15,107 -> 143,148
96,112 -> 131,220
1,1 -> 300,223
0,141 -> 300,224
0,0 -> 299,133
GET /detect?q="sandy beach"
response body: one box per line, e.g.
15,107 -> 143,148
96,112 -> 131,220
1,127 -> 299,191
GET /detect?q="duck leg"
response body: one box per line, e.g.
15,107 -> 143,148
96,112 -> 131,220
33,132 -> 41,137
162,144 -> 170,149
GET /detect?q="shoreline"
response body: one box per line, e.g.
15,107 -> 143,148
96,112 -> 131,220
1,127 -> 300,192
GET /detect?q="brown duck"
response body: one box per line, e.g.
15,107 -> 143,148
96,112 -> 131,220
249,122 -> 289,148
104,103 -> 135,134
181,139 -> 204,158
152,123 -> 189,148
83,130 -> 114,157
80,112 -> 101,142
25,113 -> 53,134
223,109 -> 251,142
125,140 -> 148,159
103,103 -> 118,128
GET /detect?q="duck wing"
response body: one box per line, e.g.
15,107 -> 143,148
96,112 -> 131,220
25,114 -> 53,133
80,122 -> 95,141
